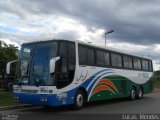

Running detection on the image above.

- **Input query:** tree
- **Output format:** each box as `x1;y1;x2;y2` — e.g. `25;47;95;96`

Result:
154;70;160;81
0;40;18;79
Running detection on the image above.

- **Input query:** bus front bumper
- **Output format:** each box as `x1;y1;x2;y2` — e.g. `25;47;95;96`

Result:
13;92;73;106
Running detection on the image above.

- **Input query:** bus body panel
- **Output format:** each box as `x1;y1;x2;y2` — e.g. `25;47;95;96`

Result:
13;39;154;107
13;66;153;106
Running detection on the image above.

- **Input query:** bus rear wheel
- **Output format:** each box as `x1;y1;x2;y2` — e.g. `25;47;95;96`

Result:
137;87;143;99
130;87;136;100
74;90;86;109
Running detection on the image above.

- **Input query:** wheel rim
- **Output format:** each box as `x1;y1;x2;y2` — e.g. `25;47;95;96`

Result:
131;89;136;99
139;89;143;98
76;93;83;107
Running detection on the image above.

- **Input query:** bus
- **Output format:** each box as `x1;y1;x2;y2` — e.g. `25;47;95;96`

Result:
8;39;154;109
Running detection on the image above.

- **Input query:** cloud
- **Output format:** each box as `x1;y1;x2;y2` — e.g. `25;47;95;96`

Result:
1;38;20;48
13;0;160;45
0;0;31;20
0;0;160;70
1;0;160;45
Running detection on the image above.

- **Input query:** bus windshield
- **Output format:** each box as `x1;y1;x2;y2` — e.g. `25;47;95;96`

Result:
15;42;58;86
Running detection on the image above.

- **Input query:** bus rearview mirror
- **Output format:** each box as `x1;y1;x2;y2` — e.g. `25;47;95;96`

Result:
49;56;60;74
6;60;18;74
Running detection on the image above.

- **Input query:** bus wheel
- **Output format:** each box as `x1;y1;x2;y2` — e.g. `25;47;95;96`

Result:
130;87;136;100
8;82;13;91
74;90;85;109
137;87;143;99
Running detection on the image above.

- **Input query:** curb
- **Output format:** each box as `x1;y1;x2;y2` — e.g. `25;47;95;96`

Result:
0;104;34;111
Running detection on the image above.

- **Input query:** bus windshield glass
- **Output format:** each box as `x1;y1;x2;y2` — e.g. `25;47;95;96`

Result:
15;42;58;86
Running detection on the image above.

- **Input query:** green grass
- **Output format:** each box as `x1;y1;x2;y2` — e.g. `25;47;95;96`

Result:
154;80;160;89
0;91;18;107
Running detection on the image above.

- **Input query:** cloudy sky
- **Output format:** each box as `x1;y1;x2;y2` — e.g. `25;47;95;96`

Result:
0;0;160;70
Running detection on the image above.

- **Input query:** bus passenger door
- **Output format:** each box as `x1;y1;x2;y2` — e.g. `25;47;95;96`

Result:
55;42;75;89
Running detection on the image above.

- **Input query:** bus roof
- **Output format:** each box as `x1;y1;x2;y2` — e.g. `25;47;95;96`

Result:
22;39;152;61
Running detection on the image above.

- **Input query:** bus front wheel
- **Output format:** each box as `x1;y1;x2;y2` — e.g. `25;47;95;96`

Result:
73;90;86;109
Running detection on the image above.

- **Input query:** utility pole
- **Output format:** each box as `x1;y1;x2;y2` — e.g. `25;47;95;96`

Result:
105;30;114;46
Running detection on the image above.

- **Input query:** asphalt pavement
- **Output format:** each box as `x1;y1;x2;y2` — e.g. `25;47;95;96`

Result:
0;92;160;120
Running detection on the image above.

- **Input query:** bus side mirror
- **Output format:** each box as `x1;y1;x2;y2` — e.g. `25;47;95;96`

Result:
6;60;18;74
49;56;60;74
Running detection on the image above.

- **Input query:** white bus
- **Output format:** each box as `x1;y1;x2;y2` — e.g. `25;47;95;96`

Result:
9;39;153;109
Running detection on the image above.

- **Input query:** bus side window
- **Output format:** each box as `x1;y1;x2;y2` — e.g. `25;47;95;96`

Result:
79;45;87;65
59;42;67;57
96;50;104;66
61;58;68;79
133;58;141;70
68;43;76;84
56;42;69;89
111;53;122;67
148;61;153;71
142;59;149;71
104;52;110;66
56;42;76;89
123;55;133;69
88;48;95;65
68;43;75;62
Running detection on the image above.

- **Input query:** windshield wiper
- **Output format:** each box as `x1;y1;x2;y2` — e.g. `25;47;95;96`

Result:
19;48;35;86
18;63;30;86
31;62;41;87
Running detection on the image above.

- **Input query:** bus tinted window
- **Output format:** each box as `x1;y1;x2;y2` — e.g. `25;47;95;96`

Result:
68;43;75;63
104;52;110;66
68;43;75;59
79;46;87;64
78;44;153;72
133;58;141;70
96;50;104;66
123;56;133;68
88;48;95;65
59;42;67;57
68;43;76;84
111;53;122;67
142;60;149;70
148;61;153;71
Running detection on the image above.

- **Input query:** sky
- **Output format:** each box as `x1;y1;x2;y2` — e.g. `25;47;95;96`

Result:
0;0;160;70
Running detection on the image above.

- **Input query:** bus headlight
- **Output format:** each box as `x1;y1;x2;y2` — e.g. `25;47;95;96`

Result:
56;93;67;99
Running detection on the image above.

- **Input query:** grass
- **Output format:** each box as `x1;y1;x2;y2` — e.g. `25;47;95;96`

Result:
0;91;18;107
154;80;160;89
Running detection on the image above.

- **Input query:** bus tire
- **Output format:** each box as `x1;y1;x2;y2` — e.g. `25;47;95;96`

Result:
73;90;86;109
130;87;136;100
8;82;13;91
137;87;143;99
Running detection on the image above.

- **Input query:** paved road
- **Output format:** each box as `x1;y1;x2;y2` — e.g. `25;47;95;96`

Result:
0;93;160;120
